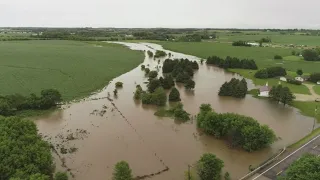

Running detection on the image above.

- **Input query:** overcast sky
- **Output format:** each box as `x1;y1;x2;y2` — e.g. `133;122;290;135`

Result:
0;0;319;29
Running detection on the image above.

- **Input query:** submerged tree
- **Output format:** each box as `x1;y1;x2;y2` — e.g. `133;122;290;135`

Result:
185;79;195;90
197;153;224;180
169;87;181;102
112;161;133;180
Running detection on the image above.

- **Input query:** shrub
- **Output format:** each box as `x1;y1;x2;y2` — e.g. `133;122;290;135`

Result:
254;69;268;79
154;50;167;58
144;68;150;75
296;69;303;76
309;73;320;83
287;79;302;85
274;55;283;59
147;79;161;93
161;75;175;89
54;172;68;180
134;85;143;100
142;87;166;106
147;50;153;57
115;82;123;88
169;87;181;102
302;49;319;61
185;79;195;90
141;65;145;70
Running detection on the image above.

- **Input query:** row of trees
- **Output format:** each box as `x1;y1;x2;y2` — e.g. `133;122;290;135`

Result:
219;78;248;98
197;104;276;152
254;67;287;79
0;117;68;180
206;56;258;70
0;89;62;116
269;85;295;106
232;41;252;47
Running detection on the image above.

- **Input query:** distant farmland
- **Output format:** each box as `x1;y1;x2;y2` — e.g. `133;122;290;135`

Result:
0;40;143;100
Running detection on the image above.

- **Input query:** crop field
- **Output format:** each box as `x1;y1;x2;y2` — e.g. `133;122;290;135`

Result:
0;40;144;100
158;42;320;73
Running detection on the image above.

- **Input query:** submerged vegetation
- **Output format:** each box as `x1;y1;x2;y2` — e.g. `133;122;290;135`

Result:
197;104;276;152
155;103;190;121
207;56;257;70
219;78;248;98
154;50;167;58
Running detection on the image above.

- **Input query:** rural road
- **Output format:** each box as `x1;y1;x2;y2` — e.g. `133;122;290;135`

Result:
249;134;320;180
294;84;320;101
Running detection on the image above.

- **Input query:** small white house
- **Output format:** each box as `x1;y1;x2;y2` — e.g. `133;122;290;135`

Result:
317;81;320;85
280;77;287;82
259;83;271;97
295;76;304;82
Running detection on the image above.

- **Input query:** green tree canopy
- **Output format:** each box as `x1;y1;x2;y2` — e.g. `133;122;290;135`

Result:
279;154;320;180
0;117;54;180
169;87;181;102
54;172;68;180
197;153;224;180
112;161;133;180
296;69;303;76
148;71;158;79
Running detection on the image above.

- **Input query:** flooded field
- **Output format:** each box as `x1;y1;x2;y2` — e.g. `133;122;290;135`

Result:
35;42;315;180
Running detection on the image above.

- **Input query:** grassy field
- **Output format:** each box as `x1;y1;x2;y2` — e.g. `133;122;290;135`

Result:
0;40;144;101
229;69;310;94
292;101;320;122
158;42;320;73
313;85;320;95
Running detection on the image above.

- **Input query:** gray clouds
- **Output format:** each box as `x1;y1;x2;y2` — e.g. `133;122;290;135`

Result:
0;0;319;28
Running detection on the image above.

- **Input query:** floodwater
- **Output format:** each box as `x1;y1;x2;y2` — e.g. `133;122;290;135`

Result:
35;42;315;180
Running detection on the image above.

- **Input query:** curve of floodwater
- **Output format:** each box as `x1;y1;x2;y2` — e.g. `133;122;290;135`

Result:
35;42;315;180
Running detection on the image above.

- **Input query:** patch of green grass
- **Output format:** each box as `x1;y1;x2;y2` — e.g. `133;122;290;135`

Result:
288;127;320;149
229;69;311;95
313;85;320;96
292;101;320;122
0;40;144;101
15;108;57;118
247;89;259;96
154;107;174;117
158;42;320;73
283;56;304;61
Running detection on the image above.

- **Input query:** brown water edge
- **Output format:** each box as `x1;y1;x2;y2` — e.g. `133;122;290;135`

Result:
34;42;315;180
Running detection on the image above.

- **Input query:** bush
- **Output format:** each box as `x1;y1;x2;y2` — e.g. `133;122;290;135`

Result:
197;153;224;180
115;82;123;88
197;104;276;151
274;55;283;59
134;85;143;100
169;87;181;102
141;65;145;70
309;73;320;83
161;75;175;89
296;69;303;76
287;79;302;85
144;68;150;75
148;71;158;79
147;50;153;57
147;79;161;93
154;50;167;58
112;161;133;180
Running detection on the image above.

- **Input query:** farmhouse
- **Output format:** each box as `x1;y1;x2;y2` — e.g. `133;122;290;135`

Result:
280;76;287;82
259;83;271;97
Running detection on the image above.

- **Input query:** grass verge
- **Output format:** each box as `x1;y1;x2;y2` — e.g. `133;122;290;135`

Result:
292;101;320;122
288;127;320;149
313;85;320;96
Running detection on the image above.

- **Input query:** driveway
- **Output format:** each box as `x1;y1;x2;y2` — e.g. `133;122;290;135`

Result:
294;84;320;101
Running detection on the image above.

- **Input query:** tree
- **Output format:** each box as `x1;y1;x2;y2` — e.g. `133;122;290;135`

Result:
112;161;133;180
218;78;247;98
0;117;54;180
224;172;231;180
254;69;268;79
54;172;68;180
280;87;295;106
0;98;12;116
148;71;158;79
134;85;143;100
115;82;123;88
144;68;150;75
279;154;320;180
197;153;224;180
169;87;181;102
147;50;153;57
302;49;319;61
291;50;296;56
185;79;195;90
309;73;320;83
296;69;303;76
161;75;175;89
39;89;62;109
274;55;283;60
148;79;161;93
141;65;145;70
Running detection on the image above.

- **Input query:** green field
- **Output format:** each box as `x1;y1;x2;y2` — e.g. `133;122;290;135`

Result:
314;85;320;95
158;42;320;73
229;69;310;94
0;40;144;100
292;101;320;122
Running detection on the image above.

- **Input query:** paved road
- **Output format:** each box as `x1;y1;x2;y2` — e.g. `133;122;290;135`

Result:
250;134;320;180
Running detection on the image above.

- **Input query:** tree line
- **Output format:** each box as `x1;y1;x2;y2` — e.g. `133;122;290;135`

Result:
0;116;68;180
0;89;62;116
232;41;252;47
254;66;286;79
219;78;248;98
206;56;258;70
197;104;276;152
269;85;295;106
302;49;320;61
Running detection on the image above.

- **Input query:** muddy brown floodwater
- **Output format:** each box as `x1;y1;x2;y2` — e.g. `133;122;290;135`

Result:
35;42;316;180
